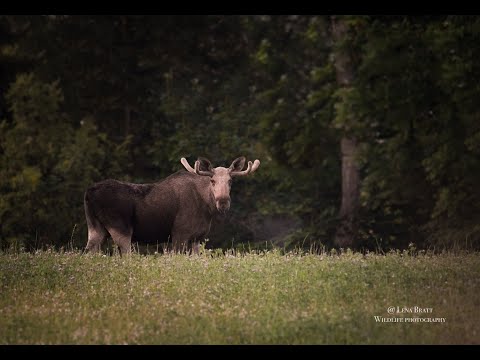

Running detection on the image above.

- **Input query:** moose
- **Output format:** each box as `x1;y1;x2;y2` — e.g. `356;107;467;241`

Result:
84;156;260;255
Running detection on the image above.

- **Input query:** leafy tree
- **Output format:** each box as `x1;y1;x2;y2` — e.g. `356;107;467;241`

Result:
1;15;479;251
356;16;480;249
240;16;341;247
0;74;129;250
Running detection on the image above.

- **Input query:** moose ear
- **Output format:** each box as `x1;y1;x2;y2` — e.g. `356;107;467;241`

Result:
229;157;246;172
197;157;213;172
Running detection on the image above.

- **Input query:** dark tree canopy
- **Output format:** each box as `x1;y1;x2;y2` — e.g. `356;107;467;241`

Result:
1;15;479;251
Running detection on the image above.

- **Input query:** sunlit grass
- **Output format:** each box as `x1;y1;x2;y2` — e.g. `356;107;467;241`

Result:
0;248;479;344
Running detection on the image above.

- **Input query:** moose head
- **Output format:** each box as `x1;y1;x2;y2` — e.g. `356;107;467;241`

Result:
181;156;261;214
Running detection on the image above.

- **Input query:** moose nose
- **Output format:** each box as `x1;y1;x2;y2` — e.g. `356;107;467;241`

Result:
216;198;230;213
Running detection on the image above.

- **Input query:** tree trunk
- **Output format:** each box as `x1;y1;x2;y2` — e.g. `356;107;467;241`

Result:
331;16;360;248
335;137;360;247
124;105;131;137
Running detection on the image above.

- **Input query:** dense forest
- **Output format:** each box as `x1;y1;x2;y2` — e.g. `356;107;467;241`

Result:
1;15;479;252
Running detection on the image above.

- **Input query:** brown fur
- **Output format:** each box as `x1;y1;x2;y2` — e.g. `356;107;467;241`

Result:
84;157;259;255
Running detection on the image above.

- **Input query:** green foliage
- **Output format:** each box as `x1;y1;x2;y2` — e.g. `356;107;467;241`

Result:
0;74;129;250
355;16;480;249
0;74;70;249
240;16;341;245
0;15;479;250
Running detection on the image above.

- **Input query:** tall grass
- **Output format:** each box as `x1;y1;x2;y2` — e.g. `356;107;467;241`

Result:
0;248;479;344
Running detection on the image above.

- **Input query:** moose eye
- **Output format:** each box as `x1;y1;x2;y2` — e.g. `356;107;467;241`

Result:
210;179;216;186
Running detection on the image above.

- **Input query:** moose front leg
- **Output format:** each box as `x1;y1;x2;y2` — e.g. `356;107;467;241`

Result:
172;215;210;254
171;229;190;254
171;233;203;255
191;241;200;255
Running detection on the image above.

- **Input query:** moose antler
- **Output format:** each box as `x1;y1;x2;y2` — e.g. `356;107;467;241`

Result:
180;157;214;177
194;159;214;176
231;159;261;177
181;157;195;173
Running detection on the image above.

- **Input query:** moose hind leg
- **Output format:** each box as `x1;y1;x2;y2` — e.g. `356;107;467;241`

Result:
85;226;108;254
108;227;133;256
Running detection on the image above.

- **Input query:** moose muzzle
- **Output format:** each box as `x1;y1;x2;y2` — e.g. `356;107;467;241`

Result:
216;197;231;213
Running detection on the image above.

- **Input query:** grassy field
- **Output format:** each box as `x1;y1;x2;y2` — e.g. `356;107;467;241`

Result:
0;248;479;344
